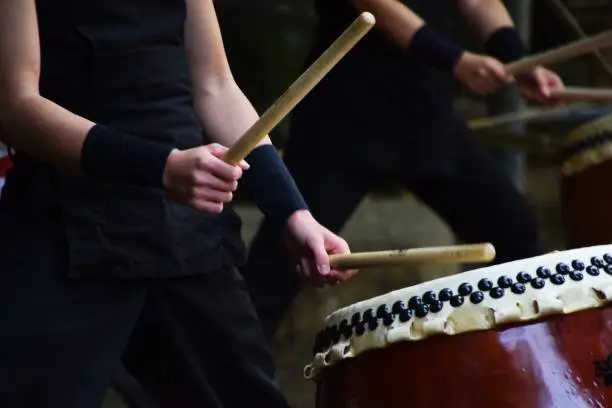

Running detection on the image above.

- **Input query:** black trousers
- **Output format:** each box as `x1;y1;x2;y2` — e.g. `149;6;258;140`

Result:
0;216;290;408
241;124;542;340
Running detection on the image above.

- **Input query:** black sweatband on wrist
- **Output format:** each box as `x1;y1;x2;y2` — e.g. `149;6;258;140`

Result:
242;144;308;222
484;26;528;63
81;124;173;188
407;24;464;74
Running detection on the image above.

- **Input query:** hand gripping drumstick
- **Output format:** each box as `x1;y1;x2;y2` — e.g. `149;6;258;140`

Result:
328;243;496;269
223;12;376;164
505;29;612;75
549;87;612;102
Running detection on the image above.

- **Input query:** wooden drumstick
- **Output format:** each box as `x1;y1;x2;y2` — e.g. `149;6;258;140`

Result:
546;0;612;81
223;12;376;164
550;87;612;102
329;243;496;269
505;29;612;75
467;103;589;130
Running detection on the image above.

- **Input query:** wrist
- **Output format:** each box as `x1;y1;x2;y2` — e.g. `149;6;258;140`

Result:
242;144;309;222
452;51;469;75
286;209;312;227
162;148;181;189
484;26;528;63
81;124;173;188
408;24;464;74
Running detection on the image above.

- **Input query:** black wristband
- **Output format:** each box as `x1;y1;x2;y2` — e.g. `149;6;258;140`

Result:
81;124;173;188
407;25;464;74
484;26;528;63
242;145;308;222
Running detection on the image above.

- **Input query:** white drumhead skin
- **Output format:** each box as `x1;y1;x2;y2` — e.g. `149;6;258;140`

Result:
304;245;612;380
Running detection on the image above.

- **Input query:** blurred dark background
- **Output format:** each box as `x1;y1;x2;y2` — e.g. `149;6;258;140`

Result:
216;0;612;147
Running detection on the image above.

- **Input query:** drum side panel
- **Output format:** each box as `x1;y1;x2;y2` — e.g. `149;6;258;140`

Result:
562;160;612;249
316;307;612;408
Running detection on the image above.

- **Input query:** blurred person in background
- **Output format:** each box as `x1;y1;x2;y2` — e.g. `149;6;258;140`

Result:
241;0;566;340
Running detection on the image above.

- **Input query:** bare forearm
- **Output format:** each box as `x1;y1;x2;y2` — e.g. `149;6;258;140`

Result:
0;95;94;168
350;0;424;49
458;0;515;42
192;80;271;149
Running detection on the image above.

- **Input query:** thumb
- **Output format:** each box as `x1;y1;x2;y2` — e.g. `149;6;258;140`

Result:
207;143;230;158
490;61;511;83
534;70;550;97
208;144;250;169
309;237;330;276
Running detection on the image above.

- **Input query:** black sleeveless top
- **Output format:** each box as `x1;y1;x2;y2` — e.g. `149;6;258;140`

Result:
285;0;465;174
0;0;247;278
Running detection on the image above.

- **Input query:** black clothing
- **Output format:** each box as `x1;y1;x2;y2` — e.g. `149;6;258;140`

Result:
1;0;246;280
0;0;288;406
291;0;459;173
0;216;287;408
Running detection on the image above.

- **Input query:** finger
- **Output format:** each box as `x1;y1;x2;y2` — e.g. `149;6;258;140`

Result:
194;173;238;192
486;60;512;85
473;71;505;94
520;88;547;104
207;143;230;158
208;144;250;170
191;199;224;213
193;187;234;204
308;237;331;277
324;232;350;254
533;71;551;98
296;264;312;283
299;259;327;287
199;154;243;182
326;270;352;282
548;79;566;96
328;268;359;282
238;159;250;171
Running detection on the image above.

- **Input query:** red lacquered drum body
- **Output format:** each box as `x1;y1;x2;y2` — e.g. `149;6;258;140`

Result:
316;306;612;408
560;114;612;248
562;160;612;248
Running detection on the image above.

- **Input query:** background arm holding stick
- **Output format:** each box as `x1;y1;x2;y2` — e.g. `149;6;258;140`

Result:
504;30;612;76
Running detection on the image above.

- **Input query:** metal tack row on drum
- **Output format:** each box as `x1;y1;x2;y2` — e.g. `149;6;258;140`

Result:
307;245;612;408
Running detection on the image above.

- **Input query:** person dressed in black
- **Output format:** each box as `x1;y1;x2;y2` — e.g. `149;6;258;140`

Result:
239;0;567;340
0;0;358;407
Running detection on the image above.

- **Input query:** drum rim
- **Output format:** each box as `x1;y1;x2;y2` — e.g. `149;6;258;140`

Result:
563;112;612;146
560;113;612;176
304;245;612;380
